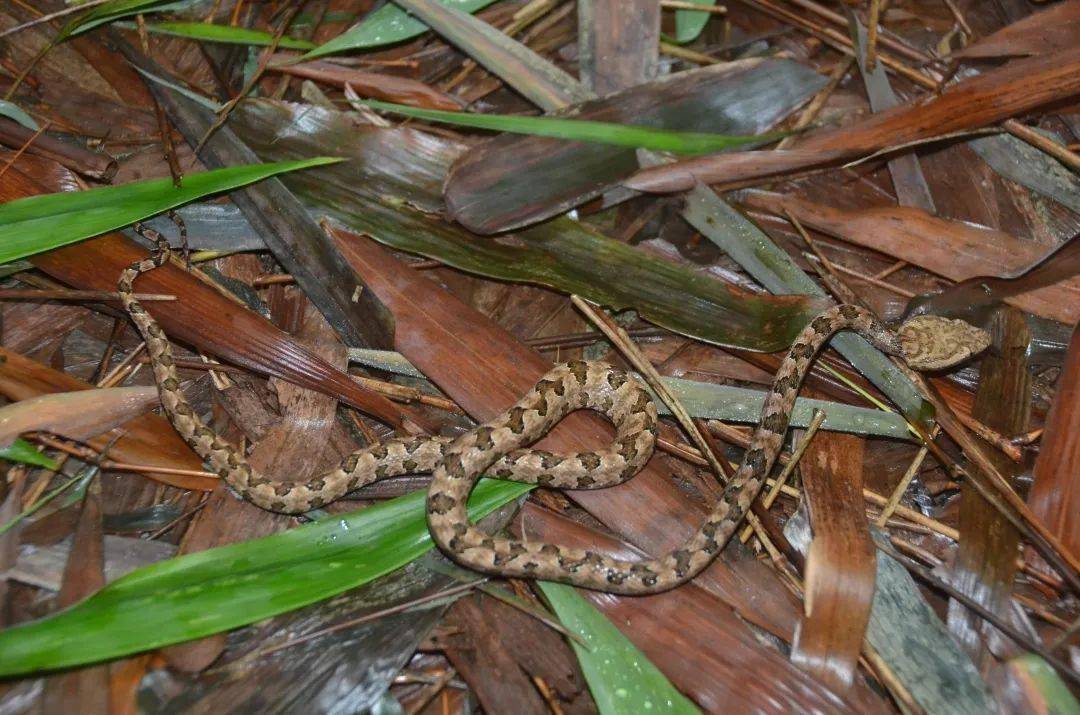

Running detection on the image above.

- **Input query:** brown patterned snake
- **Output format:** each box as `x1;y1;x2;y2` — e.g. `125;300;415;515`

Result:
119;234;989;594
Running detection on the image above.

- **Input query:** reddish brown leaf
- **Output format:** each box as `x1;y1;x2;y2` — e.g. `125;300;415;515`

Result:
268;58;465;111
625;47;1080;192
947;309;1029;665
0;347;215;491
950;1;1080;59
1028;322;1080;557
791;432;876;693
40;479;108;715
0;386;158;447
741;191;1080;324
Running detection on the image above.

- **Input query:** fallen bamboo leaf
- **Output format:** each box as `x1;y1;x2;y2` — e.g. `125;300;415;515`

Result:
1028;323;1080;556
0;480;530;675
444;59;824;233
0;157;340;263
231;100;831;353
357;98;786;154
125;22;316;49
742;191;1080;325
949;1;1080;59
0;387;159;448
58;0;178;40
539;581;700;715
0;346;212;491
791;432;876;692
389;0;593;109
624;46;1080;192
347;347;915;440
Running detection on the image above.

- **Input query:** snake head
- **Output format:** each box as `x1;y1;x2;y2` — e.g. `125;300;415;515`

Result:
897;315;991;371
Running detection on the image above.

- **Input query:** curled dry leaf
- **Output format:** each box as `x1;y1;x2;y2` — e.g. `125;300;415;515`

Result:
0;347;214;491
0;386;159;449
625;46;1080;192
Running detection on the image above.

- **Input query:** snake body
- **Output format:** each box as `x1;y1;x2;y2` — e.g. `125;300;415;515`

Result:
119;238;988;594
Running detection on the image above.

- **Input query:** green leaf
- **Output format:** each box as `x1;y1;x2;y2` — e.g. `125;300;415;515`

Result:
673;0;718;44
301;0;499;60
0;479;531;675
0;157;341;264
539;582;700;715
58;0;191;40
357;98;785;155
0;100;38;130
0;438;59;470
129;22;316;49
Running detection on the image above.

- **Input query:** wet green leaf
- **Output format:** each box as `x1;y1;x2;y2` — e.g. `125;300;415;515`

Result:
0;479;531;675
539;582;700;715
673;0;718;44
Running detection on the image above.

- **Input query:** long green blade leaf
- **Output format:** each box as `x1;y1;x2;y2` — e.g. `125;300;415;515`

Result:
58;0;189;40
0;437;59;470
539;582;700;715
0;157;340;264
301;0;499;60
358;99;784;155
0;479;531;675
129;21;316;49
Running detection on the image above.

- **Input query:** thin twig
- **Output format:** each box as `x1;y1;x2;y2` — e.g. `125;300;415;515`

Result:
0;119;50;180
874;441;931;527
739;409;827;542
0;289;176;302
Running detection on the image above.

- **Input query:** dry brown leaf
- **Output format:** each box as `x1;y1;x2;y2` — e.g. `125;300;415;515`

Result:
792;432;876;693
0;347;214;491
950;0;1080;59
0;386;159;448
742;191;1080;324
1028;323;1080;557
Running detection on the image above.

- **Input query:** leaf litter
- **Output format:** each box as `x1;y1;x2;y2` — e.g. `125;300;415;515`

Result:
0;1;1077;713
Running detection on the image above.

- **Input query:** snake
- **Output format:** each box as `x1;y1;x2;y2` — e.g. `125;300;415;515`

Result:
119;233;990;595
